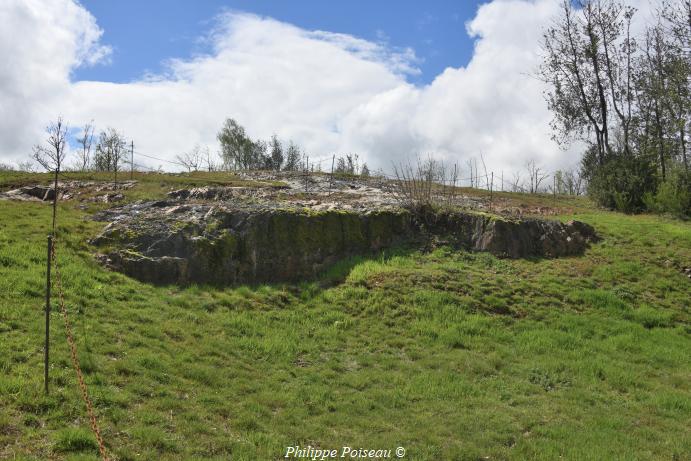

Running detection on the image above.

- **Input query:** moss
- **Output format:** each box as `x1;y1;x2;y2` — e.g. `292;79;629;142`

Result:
195;230;238;267
171;220;192;232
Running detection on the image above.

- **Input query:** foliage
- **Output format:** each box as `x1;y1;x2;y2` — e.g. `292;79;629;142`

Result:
92;128;127;174
541;0;690;216
582;148;658;213
217;118;257;170
269;135;284;171
335;154;360;175
643;165;691;217
283;141;302;171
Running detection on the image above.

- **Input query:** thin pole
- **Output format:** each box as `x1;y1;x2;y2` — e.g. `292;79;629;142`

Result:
329;154;335;195
44;235;53;394
51;168;58;232
130;141;134;180
490;172;494;211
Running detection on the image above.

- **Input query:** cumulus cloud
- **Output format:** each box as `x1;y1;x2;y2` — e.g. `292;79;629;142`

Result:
0;0;659;177
0;0;110;162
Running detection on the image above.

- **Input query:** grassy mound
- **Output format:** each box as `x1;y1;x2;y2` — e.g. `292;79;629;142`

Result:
0;172;689;460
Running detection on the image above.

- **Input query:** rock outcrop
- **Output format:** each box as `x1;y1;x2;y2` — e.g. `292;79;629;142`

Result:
92;201;598;285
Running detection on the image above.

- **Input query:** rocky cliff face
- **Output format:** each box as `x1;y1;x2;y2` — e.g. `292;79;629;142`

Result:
92;201;598;286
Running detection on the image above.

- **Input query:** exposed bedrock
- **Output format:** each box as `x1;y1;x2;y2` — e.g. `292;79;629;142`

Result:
91;203;597;285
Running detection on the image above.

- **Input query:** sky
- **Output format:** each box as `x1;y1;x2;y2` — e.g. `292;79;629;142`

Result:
0;0;659;177
75;0;480;86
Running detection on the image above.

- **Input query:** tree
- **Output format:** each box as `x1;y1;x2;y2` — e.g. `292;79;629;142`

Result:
269;135;284;171
217;118;256;170
525;159;550;194
283;141;301;171
253;139;269;170
31;117;68;229
203;147;218;172
93;128;127;189
176;145;203;172
75;121;94;171
335;154;360;175
361;163;370;178
540;0;636;164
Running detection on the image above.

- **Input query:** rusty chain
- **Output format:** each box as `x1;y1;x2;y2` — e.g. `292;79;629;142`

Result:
50;240;110;461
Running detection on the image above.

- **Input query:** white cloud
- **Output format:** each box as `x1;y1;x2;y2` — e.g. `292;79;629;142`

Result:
0;0;659;178
0;0;110;162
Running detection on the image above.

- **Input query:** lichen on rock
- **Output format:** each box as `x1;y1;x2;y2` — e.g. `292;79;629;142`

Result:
91;199;597;286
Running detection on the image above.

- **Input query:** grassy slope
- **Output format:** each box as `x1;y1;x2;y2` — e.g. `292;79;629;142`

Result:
0;173;689;460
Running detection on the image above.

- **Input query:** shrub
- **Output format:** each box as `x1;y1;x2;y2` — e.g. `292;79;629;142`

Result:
643;166;691;217
582;150;658;213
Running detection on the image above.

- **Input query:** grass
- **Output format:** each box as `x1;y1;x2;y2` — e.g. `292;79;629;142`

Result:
0;173;689;460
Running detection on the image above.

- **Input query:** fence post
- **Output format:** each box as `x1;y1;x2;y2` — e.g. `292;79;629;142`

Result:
490;172;494;211
44;235;53;394
130;141;134;180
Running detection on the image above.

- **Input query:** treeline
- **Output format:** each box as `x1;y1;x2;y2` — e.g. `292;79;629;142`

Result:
215;118;370;175
540;0;690;216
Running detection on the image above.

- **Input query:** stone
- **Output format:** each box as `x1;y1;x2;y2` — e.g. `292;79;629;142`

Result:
91;203;598;286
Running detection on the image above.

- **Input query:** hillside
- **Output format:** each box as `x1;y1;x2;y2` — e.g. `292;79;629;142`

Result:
1;171;689;460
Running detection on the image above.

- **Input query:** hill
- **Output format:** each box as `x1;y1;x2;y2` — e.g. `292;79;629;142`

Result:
0;171;689;460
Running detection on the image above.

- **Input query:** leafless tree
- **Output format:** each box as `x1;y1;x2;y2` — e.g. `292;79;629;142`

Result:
75;121;94;171
176;145;204;172
32;117;68;230
203;147;219;171
525;159;550;193
17;161;35;172
511;171;524;192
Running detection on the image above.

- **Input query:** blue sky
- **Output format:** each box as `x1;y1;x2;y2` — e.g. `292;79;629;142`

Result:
76;0;485;85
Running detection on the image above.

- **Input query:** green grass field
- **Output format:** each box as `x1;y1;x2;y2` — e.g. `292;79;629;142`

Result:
1;173;689;460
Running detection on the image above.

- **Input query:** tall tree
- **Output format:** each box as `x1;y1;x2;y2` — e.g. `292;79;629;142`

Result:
217;118;256;170
269;135;284;171
283;141;301;171
540;0;635;164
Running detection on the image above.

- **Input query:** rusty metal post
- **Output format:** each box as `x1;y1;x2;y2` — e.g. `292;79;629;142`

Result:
44;235;53;394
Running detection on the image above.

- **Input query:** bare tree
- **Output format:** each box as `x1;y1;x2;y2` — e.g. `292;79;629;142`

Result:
17;161;35;172
75;121;94;171
32;117;68;230
176;145;203;172
203;147;218;172
525;160;550;193
511;171;524;192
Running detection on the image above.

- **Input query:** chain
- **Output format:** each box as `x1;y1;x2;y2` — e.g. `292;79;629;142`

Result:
50;240;110;461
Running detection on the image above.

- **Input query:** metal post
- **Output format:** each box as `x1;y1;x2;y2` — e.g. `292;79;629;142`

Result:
44;235;53;394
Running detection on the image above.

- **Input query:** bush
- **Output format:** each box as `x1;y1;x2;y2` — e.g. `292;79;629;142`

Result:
643;166;691;217
582;150;658;213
